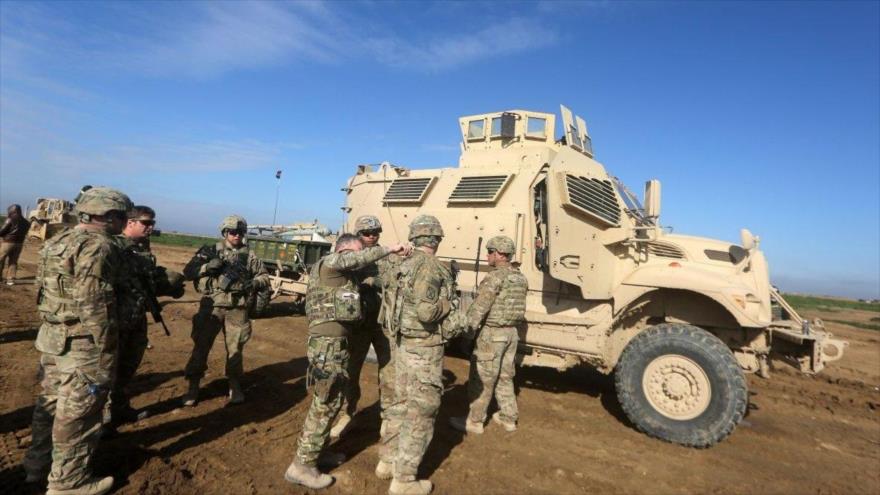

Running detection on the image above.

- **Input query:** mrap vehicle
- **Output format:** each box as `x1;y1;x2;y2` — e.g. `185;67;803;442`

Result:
342;105;847;447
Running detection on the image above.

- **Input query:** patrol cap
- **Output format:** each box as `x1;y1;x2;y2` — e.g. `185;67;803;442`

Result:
74;187;133;216
486;235;515;255
408;214;443;240
354;215;382;234
219;215;247;234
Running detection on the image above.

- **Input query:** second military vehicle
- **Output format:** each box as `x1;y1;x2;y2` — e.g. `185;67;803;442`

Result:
343;105;847;448
247;235;331;315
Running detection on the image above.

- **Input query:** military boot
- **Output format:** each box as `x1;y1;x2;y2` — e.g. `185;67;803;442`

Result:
228;378;244;405
388;478;433;495
448;416;483;434
492;411;517;432
329;412;352;438
375;460;393;480
284;461;334;490
182;379;200;407
46;476;114;495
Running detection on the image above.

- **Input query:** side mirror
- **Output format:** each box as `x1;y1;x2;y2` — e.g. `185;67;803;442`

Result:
644;179;661;220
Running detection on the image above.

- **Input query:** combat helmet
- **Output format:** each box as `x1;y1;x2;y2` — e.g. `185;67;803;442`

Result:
486;235;515;255
354;215;382;234
74;187;133;216
408;214;443;240
219;215;248;234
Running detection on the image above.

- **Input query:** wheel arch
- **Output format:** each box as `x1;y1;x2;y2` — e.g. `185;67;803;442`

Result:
602;288;742;372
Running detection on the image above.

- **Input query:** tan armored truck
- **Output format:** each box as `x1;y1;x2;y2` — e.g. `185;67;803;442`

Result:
27;197;77;241
343;105;847;447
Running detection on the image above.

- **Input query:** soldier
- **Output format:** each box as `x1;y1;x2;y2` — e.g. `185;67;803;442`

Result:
181;215;269;406
285;233;410;490
107;206;184;431
0;204;31;285
449;235;528;434
22;187;132;495
330;215;400;440
382;215;458;495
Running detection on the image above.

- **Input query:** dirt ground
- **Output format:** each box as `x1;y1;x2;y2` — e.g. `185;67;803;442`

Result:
1;241;878;495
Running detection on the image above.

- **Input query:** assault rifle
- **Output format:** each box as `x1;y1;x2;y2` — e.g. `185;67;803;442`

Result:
144;283;171;336
218;253;252;292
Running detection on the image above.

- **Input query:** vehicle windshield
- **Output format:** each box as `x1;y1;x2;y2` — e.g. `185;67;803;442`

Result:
612;176;654;226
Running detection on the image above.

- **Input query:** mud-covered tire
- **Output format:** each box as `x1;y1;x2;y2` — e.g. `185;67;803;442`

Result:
614;323;747;448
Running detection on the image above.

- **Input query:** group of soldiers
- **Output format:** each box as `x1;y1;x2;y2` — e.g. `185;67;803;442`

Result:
285;213;529;495
19;186;528;495
21;187;187;495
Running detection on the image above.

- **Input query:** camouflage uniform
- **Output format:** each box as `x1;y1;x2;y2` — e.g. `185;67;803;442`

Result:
183;223;268;384
294;245;394;466
23;187;131;493
383;216;457;484
465;236;528;426
340;216;401;435
109;235;183;422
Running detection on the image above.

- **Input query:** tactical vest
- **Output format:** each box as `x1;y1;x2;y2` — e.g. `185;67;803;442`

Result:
485;266;528;327
36;229;81;324
202;241;253;306
397;252;452;337
305;258;362;327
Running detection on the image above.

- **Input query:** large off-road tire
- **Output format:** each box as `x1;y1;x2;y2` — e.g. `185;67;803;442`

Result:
614;323;747;448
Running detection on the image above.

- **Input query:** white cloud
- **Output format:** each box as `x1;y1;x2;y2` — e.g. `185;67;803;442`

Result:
1;2;562;79
125;1;345;79
364;17;558;72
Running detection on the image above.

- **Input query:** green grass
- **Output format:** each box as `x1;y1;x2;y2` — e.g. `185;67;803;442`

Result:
783;293;880;313
151;232;217;248
825;319;880;331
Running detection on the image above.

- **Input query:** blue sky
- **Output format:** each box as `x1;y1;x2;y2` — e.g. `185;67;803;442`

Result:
1;1;878;298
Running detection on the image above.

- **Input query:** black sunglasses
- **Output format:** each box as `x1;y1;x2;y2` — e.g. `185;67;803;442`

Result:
359;230;381;237
226;230;245;237
138;219;156;227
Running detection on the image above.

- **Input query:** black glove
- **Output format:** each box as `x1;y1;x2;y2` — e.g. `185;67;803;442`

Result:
204;258;224;276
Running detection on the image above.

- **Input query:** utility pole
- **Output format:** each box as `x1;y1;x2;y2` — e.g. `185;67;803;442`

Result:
272;169;282;227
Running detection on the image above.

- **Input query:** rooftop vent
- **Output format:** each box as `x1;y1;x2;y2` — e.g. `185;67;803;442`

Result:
562;174;621;227
448;175;513;204
382;177;435;204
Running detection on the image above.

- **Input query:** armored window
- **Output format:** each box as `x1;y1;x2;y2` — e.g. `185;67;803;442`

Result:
560;174;622;227
448;175;513;204
382;177;435;204
569;123;583;149
467;119;485;140
526;117;546;139
490;117;502;137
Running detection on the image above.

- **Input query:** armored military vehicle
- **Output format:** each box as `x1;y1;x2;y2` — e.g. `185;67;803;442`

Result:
343;105;847;447
27;197;77;241
247;235;331;314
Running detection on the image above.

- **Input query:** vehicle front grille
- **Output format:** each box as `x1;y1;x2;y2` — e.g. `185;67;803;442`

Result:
647;242;686;259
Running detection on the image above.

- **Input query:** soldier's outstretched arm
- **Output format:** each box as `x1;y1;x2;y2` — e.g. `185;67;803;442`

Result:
465;272;502;330
323;245;395;272
72;238;117;358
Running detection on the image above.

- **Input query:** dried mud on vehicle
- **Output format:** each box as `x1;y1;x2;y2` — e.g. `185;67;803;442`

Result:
1;242;878;494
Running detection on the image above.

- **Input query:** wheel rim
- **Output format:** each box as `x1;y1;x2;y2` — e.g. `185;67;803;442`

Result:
642;354;711;420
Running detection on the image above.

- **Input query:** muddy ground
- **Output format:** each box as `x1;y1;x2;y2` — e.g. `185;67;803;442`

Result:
1;241;878;494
